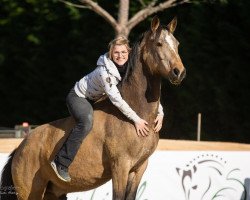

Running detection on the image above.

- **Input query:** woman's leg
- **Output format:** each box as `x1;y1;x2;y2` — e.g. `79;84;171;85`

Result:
52;89;93;181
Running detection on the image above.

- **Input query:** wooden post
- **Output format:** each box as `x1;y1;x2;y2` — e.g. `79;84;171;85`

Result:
197;113;201;141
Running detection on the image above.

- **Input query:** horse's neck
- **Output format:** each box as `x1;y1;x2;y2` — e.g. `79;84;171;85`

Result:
121;61;161;122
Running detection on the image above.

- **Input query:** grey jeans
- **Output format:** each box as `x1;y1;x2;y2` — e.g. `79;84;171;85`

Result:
55;88;93;168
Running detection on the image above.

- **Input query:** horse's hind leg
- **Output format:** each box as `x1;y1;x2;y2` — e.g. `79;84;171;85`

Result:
59;194;67;200
17;179;47;200
13;168;48;200
125;160;148;200
43;192;67;200
43;182;67;200
15;181;47;200
27;180;48;200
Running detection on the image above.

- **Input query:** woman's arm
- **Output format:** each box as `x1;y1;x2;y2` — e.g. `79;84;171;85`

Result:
158;103;164;116
99;71;149;136
154;102;164;133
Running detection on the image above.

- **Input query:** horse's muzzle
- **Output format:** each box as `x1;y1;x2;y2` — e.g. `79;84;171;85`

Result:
169;68;186;85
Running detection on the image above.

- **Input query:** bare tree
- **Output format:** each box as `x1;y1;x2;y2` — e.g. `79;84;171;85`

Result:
59;0;190;37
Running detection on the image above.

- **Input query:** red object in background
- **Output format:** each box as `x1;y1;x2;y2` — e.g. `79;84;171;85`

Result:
22;122;29;127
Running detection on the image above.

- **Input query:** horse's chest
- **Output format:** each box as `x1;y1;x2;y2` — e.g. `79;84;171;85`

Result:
129;135;159;164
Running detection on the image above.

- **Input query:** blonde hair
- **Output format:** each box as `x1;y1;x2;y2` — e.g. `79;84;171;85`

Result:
108;36;131;59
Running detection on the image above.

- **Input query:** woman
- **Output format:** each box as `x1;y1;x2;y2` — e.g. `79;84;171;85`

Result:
51;36;164;182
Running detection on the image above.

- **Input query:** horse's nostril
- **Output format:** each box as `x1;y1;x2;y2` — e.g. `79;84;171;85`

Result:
173;68;180;77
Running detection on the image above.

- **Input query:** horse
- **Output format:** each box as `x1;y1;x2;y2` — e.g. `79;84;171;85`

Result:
0;16;186;200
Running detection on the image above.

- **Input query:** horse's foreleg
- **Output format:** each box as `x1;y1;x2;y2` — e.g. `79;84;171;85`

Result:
111;160;131;200
125;160;148;200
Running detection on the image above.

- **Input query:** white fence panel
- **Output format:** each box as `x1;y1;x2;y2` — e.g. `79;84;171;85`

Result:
1;151;250;200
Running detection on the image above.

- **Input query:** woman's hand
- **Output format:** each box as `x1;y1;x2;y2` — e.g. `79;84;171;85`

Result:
154;115;164;133
134;119;149;137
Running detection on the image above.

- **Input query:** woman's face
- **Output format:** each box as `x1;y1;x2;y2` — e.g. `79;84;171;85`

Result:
111;44;129;66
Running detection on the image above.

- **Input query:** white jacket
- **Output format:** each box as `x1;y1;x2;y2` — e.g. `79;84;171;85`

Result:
74;53;164;123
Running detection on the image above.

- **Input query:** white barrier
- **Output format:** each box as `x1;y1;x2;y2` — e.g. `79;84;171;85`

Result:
1;151;250;200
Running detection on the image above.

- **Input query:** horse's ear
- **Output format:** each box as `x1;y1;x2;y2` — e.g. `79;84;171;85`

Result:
167;16;177;34
151;16;160;33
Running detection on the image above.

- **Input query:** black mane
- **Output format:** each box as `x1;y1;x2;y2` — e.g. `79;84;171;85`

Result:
121;33;145;84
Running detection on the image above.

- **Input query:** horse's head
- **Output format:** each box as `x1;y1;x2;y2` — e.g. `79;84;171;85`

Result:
141;16;186;85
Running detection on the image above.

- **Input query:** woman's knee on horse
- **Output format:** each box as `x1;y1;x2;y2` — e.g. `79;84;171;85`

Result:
75;112;93;136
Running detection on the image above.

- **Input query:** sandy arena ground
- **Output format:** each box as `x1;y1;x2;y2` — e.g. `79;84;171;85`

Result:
0;138;250;153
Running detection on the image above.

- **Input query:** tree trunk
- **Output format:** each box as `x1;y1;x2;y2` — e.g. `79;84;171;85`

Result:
59;0;190;37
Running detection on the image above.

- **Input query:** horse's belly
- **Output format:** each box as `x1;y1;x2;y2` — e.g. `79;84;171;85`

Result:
68;176;111;192
67;135;112;191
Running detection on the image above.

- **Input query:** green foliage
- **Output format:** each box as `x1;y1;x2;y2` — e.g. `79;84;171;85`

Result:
0;0;113;125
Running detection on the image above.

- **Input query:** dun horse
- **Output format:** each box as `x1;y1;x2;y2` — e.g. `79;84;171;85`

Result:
0;16;186;200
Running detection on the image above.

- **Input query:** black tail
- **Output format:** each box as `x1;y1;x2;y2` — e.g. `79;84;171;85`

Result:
0;149;18;200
